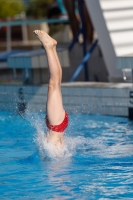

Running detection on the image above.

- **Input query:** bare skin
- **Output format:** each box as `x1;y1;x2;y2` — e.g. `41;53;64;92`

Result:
33;30;65;148
63;0;93;43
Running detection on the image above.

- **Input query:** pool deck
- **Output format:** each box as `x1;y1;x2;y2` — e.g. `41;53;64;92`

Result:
0;82;133;118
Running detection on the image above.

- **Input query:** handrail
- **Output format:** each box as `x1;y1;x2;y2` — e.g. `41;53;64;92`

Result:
0;18;69;51
0;18;69;28
70;39;98;82
68;28;82;51
68;0;99;82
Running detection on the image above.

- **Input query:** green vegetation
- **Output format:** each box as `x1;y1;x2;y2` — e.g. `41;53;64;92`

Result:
0;0;25;19
26;0;53;18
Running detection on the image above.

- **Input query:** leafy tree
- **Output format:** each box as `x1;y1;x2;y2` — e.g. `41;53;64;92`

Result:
26;0;53;18
0;0;25;19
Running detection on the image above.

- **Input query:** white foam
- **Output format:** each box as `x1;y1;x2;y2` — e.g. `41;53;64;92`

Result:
25;111;133;160
26;112;78;159
29;113;102;159
34;130;86;160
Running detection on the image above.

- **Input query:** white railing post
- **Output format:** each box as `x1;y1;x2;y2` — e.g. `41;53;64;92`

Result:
6;17;11;51
21;11;28;43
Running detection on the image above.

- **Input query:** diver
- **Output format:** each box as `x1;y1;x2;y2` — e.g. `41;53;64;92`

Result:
33;30;68;148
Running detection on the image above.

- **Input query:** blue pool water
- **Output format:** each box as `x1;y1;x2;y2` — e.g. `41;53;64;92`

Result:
0;111;133;199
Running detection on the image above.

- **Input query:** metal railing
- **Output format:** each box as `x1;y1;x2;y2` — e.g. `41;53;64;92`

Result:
69;0;98;82
0;18;69;51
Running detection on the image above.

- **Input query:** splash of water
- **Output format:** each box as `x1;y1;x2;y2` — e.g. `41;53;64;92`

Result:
25;111;84;160
25;111;133;160
34;128;87;160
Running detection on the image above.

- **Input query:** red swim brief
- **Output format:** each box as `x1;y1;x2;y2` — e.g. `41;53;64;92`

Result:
45;111;68;132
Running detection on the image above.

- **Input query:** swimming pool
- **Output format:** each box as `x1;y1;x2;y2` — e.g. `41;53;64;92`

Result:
0;111;133;199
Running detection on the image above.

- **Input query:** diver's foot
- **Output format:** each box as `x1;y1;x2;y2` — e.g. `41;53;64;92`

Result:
33;30;57;48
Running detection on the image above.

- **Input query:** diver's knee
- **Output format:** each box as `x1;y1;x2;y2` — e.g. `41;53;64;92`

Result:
48;78;60;90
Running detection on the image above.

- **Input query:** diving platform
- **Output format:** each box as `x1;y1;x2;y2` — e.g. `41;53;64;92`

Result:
7;48;70;84
85;0;133;81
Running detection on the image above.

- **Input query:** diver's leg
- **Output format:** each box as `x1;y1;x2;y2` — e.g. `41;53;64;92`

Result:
63;0;80;38
53;45;62;84
78;0;94;43
33;30;65;126
83;2;94;43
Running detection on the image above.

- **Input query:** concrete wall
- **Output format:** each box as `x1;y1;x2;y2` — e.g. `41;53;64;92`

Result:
85;0;123;81
0;82;133;117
